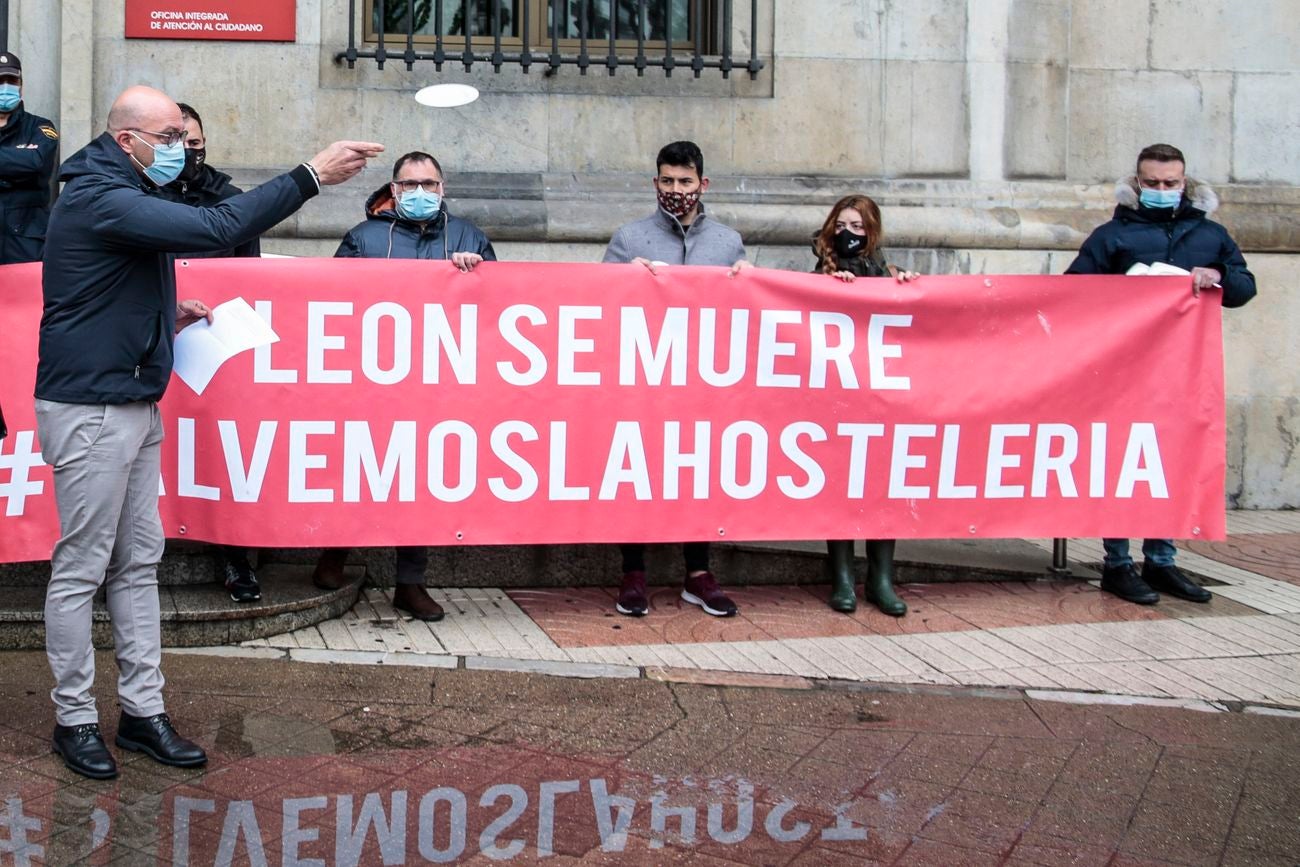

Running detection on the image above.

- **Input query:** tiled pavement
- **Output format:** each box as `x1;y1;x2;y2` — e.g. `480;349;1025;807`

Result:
221;512;1300;710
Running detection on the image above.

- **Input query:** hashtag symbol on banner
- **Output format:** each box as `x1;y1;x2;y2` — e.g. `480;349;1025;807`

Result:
0;797;45;867
0;431;46;517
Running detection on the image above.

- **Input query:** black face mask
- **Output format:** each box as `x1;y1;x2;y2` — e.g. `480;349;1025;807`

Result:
179;147;205;183
833;228;867;259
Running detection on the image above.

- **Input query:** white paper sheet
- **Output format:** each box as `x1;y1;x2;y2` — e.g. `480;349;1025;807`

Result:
1126;261;1191;276
172;297;279;395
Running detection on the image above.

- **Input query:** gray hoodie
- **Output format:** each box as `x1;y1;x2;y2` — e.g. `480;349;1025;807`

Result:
602;204;745;267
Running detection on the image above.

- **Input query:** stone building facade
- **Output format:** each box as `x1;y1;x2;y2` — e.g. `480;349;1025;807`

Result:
9;0;1299;506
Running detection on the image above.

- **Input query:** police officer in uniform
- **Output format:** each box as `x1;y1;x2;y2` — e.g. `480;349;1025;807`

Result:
0;53;58;264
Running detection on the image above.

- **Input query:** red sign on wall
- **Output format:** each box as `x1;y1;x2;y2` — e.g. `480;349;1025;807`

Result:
126;1;296;42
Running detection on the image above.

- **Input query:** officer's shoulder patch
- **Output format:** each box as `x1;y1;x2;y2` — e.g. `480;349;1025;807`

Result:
39;125;58;140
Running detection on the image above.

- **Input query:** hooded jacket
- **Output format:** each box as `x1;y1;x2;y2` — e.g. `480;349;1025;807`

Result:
1066;177;1256;308
160;163;261;259
36;132;318;405
335;183;495;260
0;102;59;264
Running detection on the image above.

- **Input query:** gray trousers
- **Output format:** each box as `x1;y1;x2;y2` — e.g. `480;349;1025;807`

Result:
35;399;166;726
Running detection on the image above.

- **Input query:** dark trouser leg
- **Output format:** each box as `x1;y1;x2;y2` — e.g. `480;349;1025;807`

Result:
395;546;429;585
826;540;857;613
864;539;906;616
312;548;350;590
683;542;710;575
620;543;646;574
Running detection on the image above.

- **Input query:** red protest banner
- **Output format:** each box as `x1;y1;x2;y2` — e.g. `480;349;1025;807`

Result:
125;0;296;41
0;259;1225;564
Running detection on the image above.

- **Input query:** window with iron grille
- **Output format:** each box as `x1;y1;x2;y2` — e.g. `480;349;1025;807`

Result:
339;0;763;79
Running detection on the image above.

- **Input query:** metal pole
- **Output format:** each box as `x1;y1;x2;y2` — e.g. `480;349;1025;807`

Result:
0;0;9;54
1050;538;1071;577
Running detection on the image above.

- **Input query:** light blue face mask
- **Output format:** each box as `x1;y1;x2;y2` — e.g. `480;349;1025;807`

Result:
0;83;20;113
1139;187;1183;209
395;186;441;222
130;131;186;186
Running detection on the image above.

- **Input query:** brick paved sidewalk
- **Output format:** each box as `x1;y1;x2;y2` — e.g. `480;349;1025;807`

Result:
3;655;1299;865
214;511;1300;710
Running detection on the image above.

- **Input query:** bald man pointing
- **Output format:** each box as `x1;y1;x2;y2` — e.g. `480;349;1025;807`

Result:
34;85;382;780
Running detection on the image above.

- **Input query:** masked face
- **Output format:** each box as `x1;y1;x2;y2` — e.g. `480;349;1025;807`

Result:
394;186;442;222
0;82;20;113
179;146;205;183
657;188;701;219
834;229;868;258
654;164;707;222
1136;159;1186;210
129;131;186;187
1139;187;1183;209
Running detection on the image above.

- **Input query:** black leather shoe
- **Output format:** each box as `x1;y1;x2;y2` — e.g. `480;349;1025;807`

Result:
52;723;118;780
1100;563;1159;605
1142;562;1212;603
116;712;207;768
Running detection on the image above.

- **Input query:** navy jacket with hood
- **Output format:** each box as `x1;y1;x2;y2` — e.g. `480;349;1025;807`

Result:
36;132;318;405
335;182;495;261
0;103;59;264
1066;177;1256;308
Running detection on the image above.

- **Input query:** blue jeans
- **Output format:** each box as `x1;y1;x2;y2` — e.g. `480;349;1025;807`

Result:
1103;538;1176;569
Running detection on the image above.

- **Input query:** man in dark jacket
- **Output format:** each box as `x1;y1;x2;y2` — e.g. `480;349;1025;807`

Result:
1066;142;1256;607
0;52;58;264
311;151;493;622
35;84;381;781
160;102;262;603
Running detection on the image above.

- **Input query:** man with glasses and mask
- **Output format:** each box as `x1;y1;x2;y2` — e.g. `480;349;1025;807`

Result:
35;84;383;780
310;150;494;622
1067;142;1256;607
0;52;59;264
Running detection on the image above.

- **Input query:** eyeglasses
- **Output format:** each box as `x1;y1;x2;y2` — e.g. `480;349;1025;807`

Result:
130;128;185;147
393;179;444;193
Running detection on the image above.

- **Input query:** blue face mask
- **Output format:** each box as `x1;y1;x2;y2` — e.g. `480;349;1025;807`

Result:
130;131;186;186
1139;187;1183;209
0;84;19;113
395;186;441;222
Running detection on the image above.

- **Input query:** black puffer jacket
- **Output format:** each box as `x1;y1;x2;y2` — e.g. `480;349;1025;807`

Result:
1066;177;1256;308
37;133;318;405
160;163;261;259
336;183;495;260
0;103;59;264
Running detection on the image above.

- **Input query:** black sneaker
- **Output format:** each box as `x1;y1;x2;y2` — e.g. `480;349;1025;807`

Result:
1142;562;1212;603
222;559;261;603
1100;562;1159;605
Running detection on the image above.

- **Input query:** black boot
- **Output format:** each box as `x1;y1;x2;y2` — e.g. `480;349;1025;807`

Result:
864;540;906;616
116;712;207;768
826;540;857;612
52;723;118;780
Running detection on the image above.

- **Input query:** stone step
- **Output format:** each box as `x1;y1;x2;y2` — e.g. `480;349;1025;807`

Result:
0;539;1062;589
0;564;363;650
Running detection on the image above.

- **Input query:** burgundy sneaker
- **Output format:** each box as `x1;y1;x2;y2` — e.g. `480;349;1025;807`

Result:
682;571;737;617
616;571;649;616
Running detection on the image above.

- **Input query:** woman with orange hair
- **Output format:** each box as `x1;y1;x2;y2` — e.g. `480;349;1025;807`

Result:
813;194;917;616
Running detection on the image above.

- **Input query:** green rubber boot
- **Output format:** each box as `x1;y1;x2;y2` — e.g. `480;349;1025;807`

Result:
826;540;857;613
864;539;907;616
